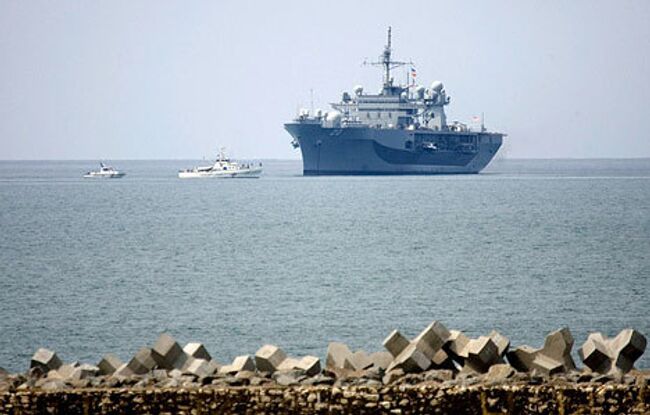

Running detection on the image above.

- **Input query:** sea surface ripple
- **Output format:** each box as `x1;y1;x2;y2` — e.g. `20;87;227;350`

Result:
0;158;648;371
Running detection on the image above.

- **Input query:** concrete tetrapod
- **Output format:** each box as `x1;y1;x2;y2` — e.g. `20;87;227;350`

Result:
579;329;647;375
383;321;455;374
183;343;211;361
444;330;510;374
255;345;288;373
97;354;123;376
152;333;188;370
120;347;158;376
506;328;576;376
219;355;255;375
30;348;62;372
255;344;322;376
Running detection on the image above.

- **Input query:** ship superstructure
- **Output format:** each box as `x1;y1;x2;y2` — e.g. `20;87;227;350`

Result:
285;27;504;175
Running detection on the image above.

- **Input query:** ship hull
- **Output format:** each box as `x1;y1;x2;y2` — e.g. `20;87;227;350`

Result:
285;123;503;175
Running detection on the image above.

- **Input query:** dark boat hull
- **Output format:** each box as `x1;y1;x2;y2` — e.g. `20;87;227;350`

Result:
285;123;503;175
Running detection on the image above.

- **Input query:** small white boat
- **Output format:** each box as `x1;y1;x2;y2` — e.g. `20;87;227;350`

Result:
179;149;262;179
83;163;126;178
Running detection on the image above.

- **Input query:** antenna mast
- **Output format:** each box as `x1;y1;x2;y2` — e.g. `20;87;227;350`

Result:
383;27;392;86
365;27;413;91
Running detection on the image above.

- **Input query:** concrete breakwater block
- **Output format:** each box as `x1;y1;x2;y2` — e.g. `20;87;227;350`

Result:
444;330;510;373
579;329;647;375
152;333;188;370
255;345;288;373
296;356;321;376
256;344;322;376
444;330;510;374
383;321;455;374
98;354;123;375
325;342;352;370
219;355;255;375
30;348;62;372
183;359;215;378
12;327;646;392
121;347;158;376
50;363;99;382
183;343;211;361
344;350;373;371
325;342;386;377
507;328;576;375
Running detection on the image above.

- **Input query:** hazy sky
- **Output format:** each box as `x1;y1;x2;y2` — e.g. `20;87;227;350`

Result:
1;1;649;160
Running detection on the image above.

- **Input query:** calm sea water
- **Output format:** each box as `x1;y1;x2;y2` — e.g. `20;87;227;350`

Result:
0;159;648;372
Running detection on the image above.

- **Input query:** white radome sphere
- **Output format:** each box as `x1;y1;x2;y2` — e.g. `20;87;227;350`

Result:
326;111;342;122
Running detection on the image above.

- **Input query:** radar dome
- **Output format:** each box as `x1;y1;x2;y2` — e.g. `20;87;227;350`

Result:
353;85;363;95
326;111;342;122
431;81;444;92
415;86;425;99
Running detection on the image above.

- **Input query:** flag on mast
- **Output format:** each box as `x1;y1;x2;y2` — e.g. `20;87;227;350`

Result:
410;67;417;78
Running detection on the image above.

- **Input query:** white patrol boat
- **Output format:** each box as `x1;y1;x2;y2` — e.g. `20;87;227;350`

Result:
178;149;262;179
83;163;126;178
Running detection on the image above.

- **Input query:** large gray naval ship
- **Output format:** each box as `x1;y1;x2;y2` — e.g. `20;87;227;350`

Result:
285;28;504;175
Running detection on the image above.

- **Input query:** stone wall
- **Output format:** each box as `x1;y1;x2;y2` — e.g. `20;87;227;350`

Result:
0;382;648;415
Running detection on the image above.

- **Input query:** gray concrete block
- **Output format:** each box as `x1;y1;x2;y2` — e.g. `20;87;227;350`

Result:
255;344;288;373
205;360;221;376
126;347;157;375
55;363;79;380
579;329;647;375
152;333;185;370
296;356;321;377
413;321;451;357
543;328;576;370
579;333;612;373
326;342;352;369
530;354;564;376
368;351;393;370
386;344;431;374
219;355;255;374
488;330;510;357
506;345;538;372
612;329;647;373
431;349;457;371
98;353;123;375
183;342;211;361
184;358;211;378
465;336;499;373
444;330;471;363
344;350;373;371
383;330;410;357
69;364;99;381
506;328;575;374
30;348;62;372
113;363;134;377
277;357;301;372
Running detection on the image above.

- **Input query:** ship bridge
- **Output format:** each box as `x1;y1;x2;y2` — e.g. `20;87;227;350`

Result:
302;27;454;131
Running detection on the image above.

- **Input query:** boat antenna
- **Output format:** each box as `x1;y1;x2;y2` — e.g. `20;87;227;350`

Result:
364;27;413;90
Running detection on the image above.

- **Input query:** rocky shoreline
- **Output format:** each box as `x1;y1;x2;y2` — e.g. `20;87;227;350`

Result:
1;322;647;414
0;379;648;414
